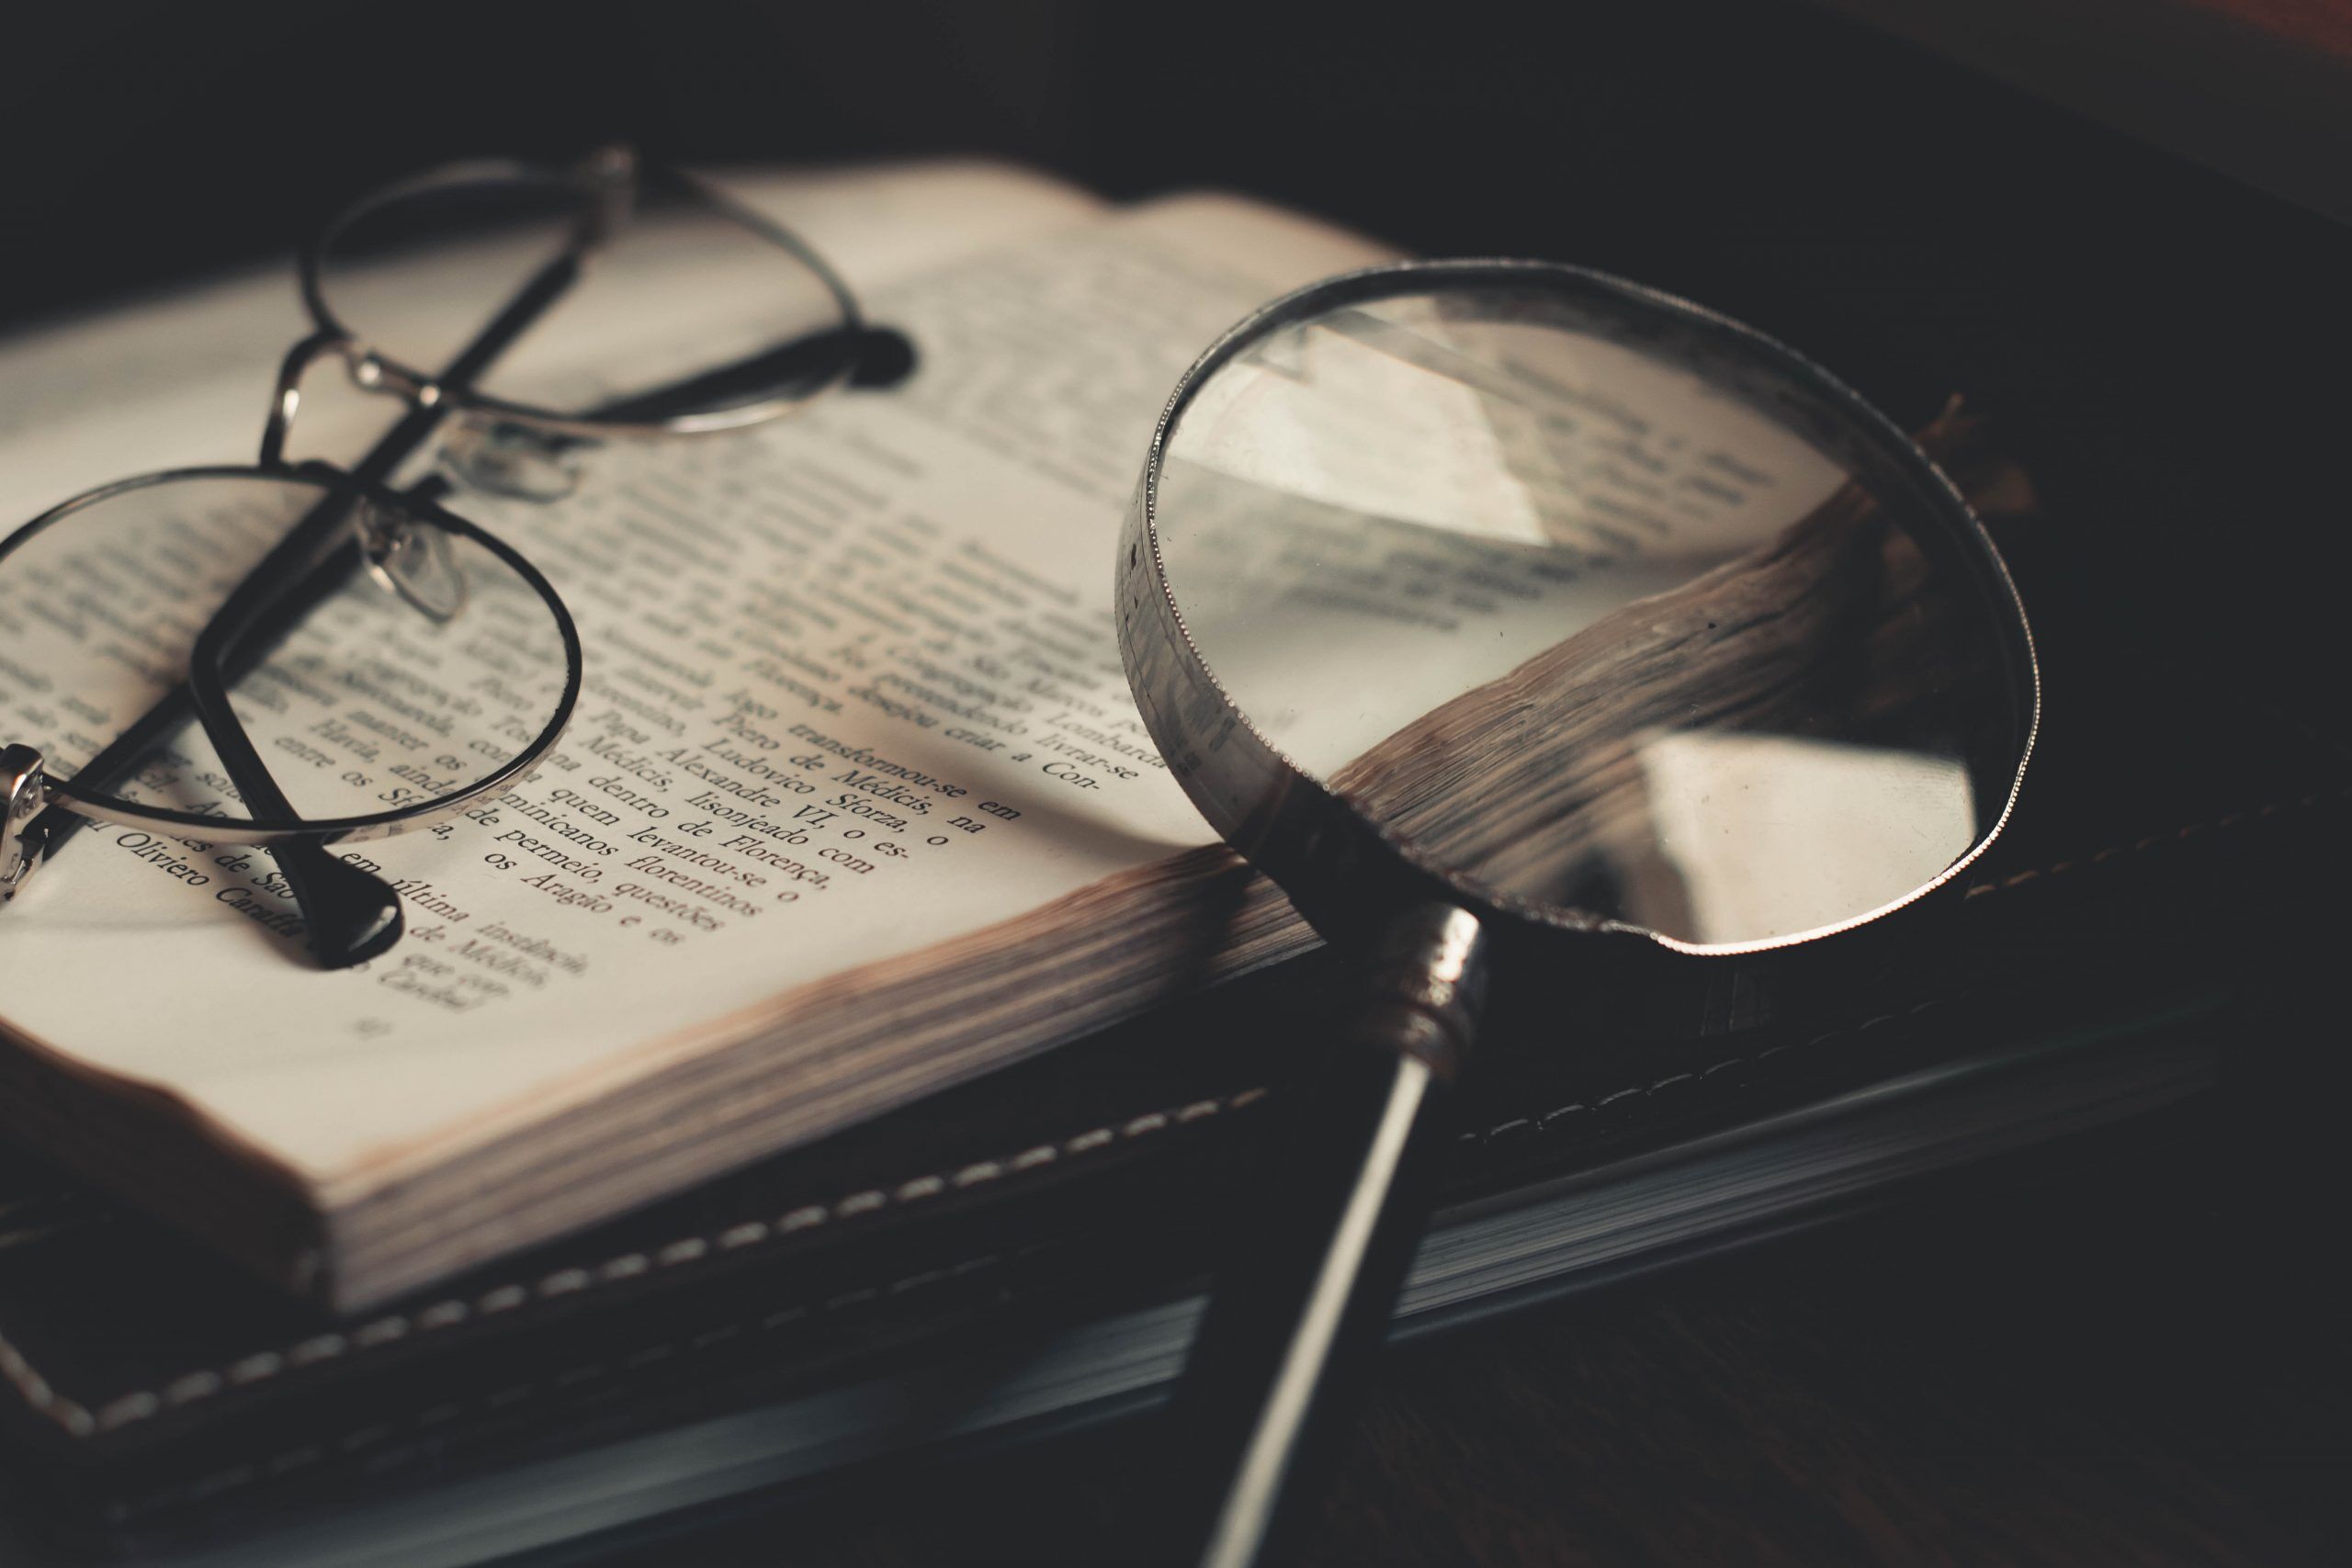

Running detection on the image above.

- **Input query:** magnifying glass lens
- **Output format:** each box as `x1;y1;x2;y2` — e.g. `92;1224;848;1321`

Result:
1130;265;2038;1568
1155;281;2029;947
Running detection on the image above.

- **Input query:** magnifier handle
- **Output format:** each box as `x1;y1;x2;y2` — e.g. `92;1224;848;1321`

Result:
1165;905;1487;1568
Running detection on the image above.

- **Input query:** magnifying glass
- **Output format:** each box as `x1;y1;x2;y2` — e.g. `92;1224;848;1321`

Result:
1117;260;2039;1567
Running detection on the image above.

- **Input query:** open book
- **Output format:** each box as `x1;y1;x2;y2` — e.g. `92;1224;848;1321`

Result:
0;164;1385;1312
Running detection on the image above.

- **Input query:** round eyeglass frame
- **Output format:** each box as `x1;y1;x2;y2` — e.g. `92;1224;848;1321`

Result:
299;152;868;442
5;150;865;861
3;464;583;847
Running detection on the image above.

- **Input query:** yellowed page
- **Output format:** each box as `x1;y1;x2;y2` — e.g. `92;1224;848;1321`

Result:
0;170;1391;1205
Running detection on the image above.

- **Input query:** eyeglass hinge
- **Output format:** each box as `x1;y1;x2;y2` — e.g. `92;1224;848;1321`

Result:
1;744;50;905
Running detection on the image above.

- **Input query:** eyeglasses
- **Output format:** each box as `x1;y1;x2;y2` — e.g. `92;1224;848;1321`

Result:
0;149;900;968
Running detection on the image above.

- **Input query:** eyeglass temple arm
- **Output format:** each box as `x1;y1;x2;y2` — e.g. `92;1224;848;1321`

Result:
24;239;903;963
201;253;590;968
15;530;387;946
192;531;407;967
24;249;588;968
569;324;919;427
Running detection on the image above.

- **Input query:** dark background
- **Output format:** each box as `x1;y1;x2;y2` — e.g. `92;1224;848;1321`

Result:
6;0;2345;722
6;5;2347;1562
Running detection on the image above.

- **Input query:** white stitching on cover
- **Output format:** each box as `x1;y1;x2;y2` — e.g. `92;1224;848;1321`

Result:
7;781;2336;1445
102;1249;1015;1523
1463;997;1954;1149
0;1337;93;1437
1963;785;2351;897
6;1085;1268;1440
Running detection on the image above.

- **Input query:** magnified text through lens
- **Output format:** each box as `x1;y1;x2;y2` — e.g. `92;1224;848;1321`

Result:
1154;282;2031;946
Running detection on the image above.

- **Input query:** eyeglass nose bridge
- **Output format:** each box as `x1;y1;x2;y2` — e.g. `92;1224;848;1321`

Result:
261;330;458;471
259;330;364;469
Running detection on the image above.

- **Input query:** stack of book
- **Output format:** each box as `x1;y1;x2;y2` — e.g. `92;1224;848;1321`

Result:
0;161;2341;1565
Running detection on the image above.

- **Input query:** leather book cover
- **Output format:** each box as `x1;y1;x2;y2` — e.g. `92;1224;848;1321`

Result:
0;516;2344;1560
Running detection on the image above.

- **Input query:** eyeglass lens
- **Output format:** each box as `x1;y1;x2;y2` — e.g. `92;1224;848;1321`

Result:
311;162;858;430
0;473;571;835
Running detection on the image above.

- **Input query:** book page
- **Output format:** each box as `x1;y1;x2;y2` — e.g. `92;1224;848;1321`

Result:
0;173;1390;1198
0;161;1106;513
1153;308;1849;779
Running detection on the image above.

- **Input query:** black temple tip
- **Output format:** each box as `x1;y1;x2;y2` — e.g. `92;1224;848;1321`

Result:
851;325;918;389
270;841;404;969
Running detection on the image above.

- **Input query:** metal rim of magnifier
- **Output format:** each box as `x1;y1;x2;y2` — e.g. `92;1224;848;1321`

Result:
1118;257;2041;963
0;463;584;846
299;154;866;442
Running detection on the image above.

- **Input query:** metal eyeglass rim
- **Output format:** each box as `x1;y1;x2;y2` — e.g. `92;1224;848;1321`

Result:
0;148;867;908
